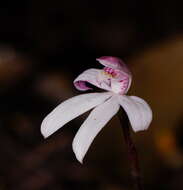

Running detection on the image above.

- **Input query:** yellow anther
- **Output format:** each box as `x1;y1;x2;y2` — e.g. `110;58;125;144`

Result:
102;71;113;78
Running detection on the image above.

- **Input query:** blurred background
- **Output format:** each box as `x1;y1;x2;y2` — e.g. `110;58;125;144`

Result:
0;0;183;189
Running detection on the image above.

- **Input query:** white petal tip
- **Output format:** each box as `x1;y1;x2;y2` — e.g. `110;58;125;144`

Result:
133;126;148;133
78;158;84;164
132;117;152;133
41;128;49;139
72;142;85;164
42;132;49;139
74;151;84;164
40;120;52;139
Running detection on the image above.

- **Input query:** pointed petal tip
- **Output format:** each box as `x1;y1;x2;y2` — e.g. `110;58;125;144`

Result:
133;125;149;133
41;131;49;139
96;57;104;62
77;156;84;164
133;113;152;133
40;124;49;139
40;118;52;139
72;142;84;164
96;56;118;61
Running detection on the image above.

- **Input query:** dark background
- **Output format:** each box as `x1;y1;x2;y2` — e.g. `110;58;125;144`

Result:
0;0;183;189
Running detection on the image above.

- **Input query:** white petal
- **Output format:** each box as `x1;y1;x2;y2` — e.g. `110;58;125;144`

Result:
41;92;112;138
117;95;152;132
74;68;112;92
74;69;102;90
72;96;120;163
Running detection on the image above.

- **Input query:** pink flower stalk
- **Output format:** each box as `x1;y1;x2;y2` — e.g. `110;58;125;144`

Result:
41;56;152;163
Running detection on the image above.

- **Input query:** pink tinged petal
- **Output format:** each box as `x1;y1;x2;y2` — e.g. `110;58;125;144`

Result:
41;92;112;138
72;96;120;163
119;75;132;93
74;68;111;92
111;77;131;95
96;56;132;95
117;95;152;132
74;69;99;91
96;56;131;76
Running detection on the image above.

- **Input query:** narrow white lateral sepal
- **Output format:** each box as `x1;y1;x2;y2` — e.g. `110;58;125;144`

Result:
118;95;152;132
41;92;112;138
72;96;120;163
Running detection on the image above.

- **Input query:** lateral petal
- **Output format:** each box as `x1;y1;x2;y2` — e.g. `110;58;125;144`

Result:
41;92;112;138
74;68;112;92
118;95;152;132
72;96;120;163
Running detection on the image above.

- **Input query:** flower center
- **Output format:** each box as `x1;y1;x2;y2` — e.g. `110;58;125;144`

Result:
97;66;131;95
103;67;117;78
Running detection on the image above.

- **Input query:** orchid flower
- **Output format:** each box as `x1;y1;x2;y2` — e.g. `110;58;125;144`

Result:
41;56;152;163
